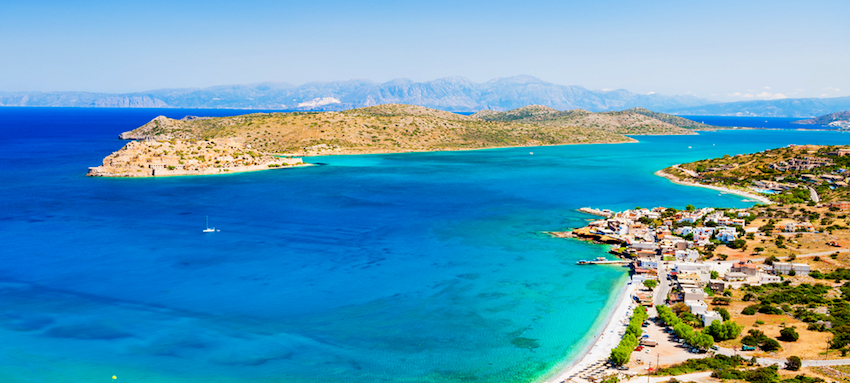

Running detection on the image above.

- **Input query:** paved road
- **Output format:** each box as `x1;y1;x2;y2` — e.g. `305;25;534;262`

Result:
808;186;821;203
747;248;850;263
654;261;670;307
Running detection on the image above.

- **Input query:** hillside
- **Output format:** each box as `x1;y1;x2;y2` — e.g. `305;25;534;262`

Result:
662;145;850;203
117;104;636;156
0;75;711;112
471;105;717;135
792;110;850;125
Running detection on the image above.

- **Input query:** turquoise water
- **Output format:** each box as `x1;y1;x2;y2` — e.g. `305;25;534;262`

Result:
2;108;850;382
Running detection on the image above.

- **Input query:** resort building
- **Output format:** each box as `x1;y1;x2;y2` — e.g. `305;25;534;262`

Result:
773;262;811;276
701;311;724;327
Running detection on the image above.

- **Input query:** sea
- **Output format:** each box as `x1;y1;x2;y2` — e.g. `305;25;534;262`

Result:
0;108;847;383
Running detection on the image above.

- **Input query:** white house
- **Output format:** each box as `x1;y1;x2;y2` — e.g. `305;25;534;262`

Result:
702;311;724;327
675;249;699;262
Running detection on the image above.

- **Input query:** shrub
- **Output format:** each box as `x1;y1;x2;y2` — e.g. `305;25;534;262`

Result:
717;308;731;321
780;327;799;342
785;356;802;371
742;305;759;315
644;280;658;289
761;338;781;351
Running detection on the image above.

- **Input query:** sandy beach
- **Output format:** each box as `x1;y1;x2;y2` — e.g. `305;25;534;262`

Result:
655;169;773;205
543;279;638;383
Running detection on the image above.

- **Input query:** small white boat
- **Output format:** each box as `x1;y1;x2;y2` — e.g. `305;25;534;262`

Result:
203;216;219;233
688;146;692;149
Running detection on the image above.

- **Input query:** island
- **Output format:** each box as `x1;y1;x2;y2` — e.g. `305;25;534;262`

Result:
89;103;720;177
792;111;850;129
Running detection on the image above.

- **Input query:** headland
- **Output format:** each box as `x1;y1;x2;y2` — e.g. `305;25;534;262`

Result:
87;138;306;177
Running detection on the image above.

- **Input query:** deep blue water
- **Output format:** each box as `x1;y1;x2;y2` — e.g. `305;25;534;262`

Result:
2;108;850;383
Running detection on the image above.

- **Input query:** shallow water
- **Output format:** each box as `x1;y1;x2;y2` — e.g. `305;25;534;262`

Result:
2;108;849;382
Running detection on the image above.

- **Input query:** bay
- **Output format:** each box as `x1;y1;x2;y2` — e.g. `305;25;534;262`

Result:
1;108;848;382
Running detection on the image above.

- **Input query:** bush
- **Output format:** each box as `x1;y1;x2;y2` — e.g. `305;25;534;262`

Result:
656;355;747;376
761;338;782;351
717;308;731;321
644;280;658;289
742;305;759;315
780;327;799;342
712;365;779;383
785;356;802;371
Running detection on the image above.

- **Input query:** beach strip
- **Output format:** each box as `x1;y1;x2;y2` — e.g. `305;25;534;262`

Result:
543;279;637;383
655;169;773;205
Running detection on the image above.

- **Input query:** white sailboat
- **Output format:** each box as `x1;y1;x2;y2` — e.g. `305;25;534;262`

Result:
203;216;219;233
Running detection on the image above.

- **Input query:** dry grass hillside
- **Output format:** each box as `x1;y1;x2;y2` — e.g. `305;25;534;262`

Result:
472;105;717;135
119;104;636;155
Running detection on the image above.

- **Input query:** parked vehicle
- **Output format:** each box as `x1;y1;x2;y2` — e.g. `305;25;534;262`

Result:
741;345;756;351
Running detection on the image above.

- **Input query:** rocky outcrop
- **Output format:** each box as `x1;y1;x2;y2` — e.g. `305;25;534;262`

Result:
87;138;305;177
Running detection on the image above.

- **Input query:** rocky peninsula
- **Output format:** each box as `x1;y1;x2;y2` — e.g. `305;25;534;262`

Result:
87;138;305;177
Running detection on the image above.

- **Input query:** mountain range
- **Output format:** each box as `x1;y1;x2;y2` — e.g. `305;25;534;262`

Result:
3;75;850;118
0;76;709;113
667;96;850;118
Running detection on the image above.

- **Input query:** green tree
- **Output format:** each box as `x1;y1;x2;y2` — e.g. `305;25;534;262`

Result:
761;338;781;351
644;280;658;289
780;327;799;342
717;308;731;321
785;356;802;371
686;204;696;212
710;270;720;279
691;333;715;350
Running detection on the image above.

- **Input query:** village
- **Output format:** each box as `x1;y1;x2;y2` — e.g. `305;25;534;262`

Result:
558;200;850;383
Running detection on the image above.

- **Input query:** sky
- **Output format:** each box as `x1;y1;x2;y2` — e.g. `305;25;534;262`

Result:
1;0;848;102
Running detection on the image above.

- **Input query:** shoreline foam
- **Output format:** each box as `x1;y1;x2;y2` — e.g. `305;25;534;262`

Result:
655;169;773;205
541;277;637;383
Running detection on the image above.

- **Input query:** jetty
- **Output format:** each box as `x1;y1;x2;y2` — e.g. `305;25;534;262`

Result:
576;259;630;265
578;207;614;218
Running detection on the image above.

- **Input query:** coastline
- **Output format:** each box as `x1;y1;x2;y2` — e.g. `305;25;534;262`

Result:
655;169;773;205
541;276;637;383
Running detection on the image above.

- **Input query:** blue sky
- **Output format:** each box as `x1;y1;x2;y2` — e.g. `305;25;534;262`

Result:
1;0;848;101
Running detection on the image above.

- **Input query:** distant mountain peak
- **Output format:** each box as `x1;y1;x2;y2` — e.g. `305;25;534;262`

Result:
0;76;714;113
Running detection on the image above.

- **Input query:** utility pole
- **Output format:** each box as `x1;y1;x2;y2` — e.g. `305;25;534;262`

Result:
647;362;651;383
656;353;660;375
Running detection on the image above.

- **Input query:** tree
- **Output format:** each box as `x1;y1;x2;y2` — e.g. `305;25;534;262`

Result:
710;271;720;279
691;333;714;350
785;356;802;371
686;204;696;212
780;327;799;342
717;308;731;321
610;345;630;366
644;280;658;289
761;338;781;351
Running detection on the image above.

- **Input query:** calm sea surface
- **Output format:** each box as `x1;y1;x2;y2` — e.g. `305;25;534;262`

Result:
1;109;849;383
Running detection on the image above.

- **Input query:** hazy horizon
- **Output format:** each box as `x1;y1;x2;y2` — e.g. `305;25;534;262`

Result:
1;0;848;102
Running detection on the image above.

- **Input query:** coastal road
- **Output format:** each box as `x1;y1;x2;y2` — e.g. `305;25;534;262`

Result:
654;261;670;308
748;248;850;263
808;186;821;203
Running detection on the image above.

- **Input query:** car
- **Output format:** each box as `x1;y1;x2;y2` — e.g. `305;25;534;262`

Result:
710;345;719;350
635;346;644;351
641;334;650;338
617;366;629;371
